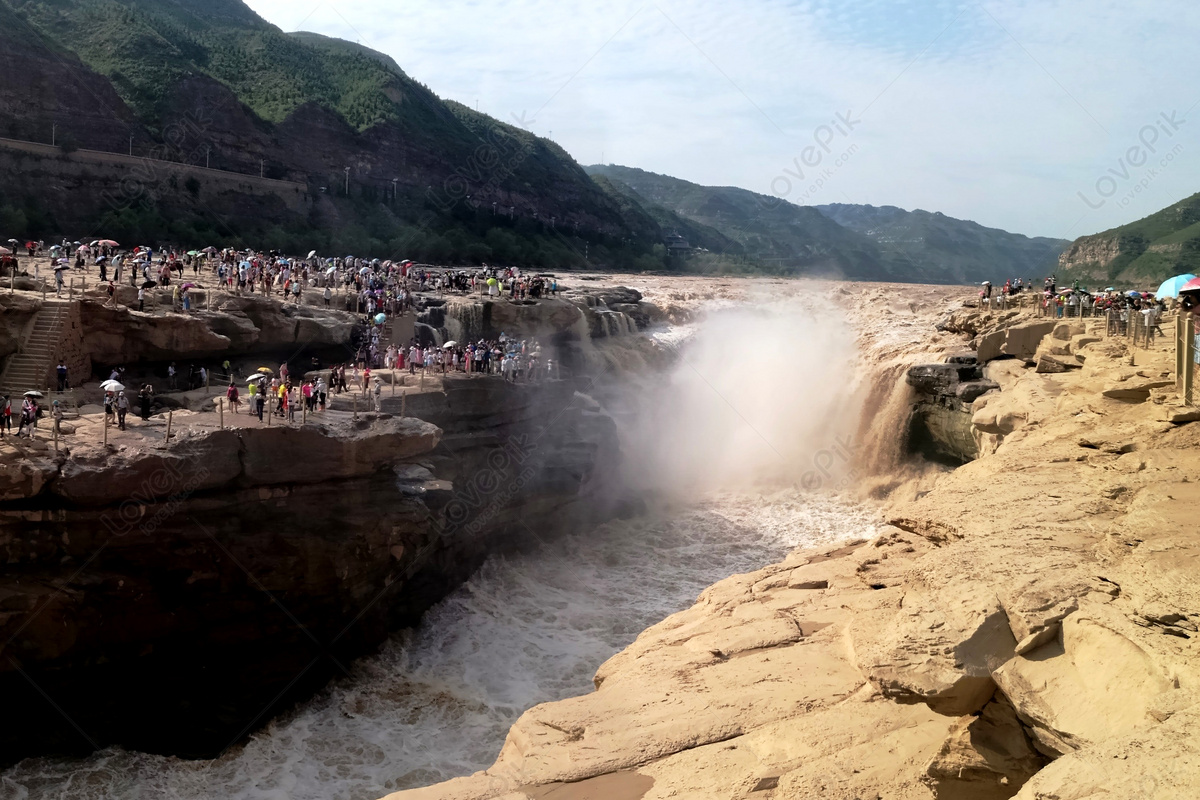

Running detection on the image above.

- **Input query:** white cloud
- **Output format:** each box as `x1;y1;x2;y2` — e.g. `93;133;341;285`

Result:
245;0;1200;238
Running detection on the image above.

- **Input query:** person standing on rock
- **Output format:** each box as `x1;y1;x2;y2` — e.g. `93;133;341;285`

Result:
138;385;153;420
317;377;327;411
226;381;240;414
116;392;129;431
254;386;265;422
168;362;177;390
0;395;11;436
372;377;382;412
56;361;68;392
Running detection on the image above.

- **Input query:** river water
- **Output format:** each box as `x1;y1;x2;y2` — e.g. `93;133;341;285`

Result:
1;490;874;800
5;291;887;800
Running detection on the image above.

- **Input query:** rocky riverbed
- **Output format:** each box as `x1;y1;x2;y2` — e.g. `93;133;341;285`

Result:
381;283;1200;800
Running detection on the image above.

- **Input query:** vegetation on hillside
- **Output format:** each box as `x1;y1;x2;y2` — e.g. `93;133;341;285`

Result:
586;164;900;280
816;203;1069;284
1060;192;1200;284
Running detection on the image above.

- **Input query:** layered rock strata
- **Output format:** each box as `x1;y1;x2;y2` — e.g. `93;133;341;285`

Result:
389;302;1200;800
0;374;623;763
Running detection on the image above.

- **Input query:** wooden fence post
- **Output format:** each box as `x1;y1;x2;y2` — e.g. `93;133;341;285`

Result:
1185;313;1195;406
400;390;406;417
165;409;173;442
219;398;224;429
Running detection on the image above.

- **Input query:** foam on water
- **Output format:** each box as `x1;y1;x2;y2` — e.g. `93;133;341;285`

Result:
1;490;875;800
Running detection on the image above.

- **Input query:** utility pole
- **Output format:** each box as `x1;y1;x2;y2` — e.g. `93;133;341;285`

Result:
205;145;211;168
344;167;350;195
51;123;56;146
129;134;134;156
260;159;264;178
392;177;398;202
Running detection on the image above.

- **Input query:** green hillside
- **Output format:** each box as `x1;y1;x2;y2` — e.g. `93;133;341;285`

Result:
817;203;1068;285
585;164;896;280
1059;192;1200;285
4;0;423;130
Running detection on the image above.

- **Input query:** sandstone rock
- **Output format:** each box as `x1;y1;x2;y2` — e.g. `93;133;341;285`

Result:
1102;379;1173;402
923;693;1046;800
976;329;1006;363
1035;353;1080;373
1051;322;1085;341
993;611;1173;758
956;380;999;403
852;581;1017;716
998;320;1057;362
1013;703;1200;800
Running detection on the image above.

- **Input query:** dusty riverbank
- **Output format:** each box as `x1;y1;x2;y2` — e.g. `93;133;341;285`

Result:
386;283;1200;800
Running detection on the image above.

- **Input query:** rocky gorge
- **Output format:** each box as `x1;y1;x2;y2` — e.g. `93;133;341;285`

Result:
4;276;1199;800
378;281;1200;800
0;283;637;766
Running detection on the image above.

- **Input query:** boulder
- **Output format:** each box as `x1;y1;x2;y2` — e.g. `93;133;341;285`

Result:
1003;321;1057;361
1101;379;1173;403
1035;353;1081;374
852;582;1017;716
1051;322;1085;341
993;612;1173;758
955;380;999;403
976;329;1006;363
922;694;1046;800
907;364;962;395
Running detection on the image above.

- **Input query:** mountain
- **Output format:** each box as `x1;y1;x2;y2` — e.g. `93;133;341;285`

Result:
1057;192;1200;286
816;203;1069;285
0;0;663;268
584;165;1059;283
586;165;902;280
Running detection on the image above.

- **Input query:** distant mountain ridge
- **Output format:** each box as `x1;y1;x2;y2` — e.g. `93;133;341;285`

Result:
816;203;1070;285
0;0;1072;280
585;165;1068;284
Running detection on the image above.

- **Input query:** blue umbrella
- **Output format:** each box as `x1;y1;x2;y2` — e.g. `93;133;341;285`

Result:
1126;290;1142;298
1155;273;1197;299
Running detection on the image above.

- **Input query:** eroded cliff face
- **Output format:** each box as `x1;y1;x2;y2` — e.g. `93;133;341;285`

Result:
383;285;1200;800
0;372;625;763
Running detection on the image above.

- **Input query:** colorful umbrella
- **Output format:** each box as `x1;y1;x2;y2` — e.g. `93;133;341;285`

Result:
374;313;386;325
98;239;119;247
1180;277;1200;295
1158;274;1199;298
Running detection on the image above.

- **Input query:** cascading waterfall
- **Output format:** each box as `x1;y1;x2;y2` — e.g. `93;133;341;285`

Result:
1;287;904;800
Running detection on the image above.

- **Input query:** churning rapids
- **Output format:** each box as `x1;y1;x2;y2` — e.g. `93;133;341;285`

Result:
3;290;885;800
3;494;875;800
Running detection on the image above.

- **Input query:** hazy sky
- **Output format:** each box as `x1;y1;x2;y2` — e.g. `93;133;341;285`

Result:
242;0;1200;240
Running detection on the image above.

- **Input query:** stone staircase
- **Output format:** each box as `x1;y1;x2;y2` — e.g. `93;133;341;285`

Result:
0;299;72;398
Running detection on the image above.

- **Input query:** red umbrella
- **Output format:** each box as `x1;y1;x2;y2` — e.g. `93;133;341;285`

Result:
98;239;119;247
1181;277;1200;294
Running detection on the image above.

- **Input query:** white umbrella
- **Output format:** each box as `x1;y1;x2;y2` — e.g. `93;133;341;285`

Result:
100;380;125;392
442;341;458;348
307;250;317;259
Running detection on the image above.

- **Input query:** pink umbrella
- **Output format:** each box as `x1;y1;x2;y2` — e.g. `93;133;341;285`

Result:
98;239;119;247
0;247;11;255
1181;277;1200;294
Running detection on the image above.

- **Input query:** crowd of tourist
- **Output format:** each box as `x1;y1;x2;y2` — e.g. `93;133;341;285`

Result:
977;274;1175;321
